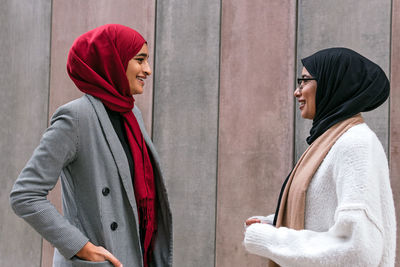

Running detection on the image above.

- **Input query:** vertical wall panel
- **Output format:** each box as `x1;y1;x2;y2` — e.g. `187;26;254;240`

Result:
296;0;391;159
43;1;156;266
0;1;51;266
390;0;400;265
217;1;296;266
153;0;221;266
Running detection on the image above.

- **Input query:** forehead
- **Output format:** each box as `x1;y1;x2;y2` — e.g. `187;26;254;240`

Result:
301;67;311;76
136;43;148;55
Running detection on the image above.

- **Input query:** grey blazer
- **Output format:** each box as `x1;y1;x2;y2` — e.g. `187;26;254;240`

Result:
10;95;173;267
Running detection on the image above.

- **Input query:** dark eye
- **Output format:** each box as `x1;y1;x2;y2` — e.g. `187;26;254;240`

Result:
136;58;144;63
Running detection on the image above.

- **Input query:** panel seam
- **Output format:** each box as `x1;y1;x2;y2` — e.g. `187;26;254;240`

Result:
293;0;299;166
41;0;54;266
151;0;158;139
388;0;393;165
214;0;223;266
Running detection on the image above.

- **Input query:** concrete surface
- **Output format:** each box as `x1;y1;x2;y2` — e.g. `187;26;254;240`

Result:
0;0;51;266
390;0;400;265
216;0;296;266
153;0;221;266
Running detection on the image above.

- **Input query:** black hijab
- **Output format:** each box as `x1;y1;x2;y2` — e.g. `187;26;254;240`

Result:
301;47;390;144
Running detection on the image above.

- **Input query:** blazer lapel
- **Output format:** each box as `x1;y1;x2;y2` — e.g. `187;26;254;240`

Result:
85;95;140;230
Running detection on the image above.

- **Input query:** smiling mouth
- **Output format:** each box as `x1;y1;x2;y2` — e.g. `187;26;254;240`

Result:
137;76;145;85
299;101;305;109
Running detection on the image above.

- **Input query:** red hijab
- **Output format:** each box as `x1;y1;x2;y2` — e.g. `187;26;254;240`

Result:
67;24;156;267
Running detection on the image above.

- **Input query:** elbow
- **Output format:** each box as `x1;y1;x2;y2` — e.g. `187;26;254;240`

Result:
332;209;384;266
345;222;384;266
9;188;25;216
356;231;383;266
9;186;43;217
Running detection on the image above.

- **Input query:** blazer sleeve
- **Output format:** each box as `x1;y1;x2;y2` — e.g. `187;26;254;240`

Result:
9;104;89;259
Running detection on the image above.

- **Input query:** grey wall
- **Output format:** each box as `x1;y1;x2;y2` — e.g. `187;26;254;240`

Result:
153;1;221;266
0;0;51;265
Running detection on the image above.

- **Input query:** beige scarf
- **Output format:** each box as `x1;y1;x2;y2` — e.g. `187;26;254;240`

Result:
268;114;364;267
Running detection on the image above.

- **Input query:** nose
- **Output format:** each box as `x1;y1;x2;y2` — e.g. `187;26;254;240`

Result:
294;87;301;97
143;61;152;76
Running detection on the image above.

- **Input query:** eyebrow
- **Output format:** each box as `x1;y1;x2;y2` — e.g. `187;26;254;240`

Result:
301;74;312;78
135;53;149;58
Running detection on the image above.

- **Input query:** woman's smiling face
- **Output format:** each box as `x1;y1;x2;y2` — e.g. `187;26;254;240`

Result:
294;67;317;120
125;43;152;95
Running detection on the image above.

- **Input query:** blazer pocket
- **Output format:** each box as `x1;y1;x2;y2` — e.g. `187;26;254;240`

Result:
70;257;113;267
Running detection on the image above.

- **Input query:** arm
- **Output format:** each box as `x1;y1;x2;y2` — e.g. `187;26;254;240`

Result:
244;131;386;266
244;209;382;266
9;105;89;259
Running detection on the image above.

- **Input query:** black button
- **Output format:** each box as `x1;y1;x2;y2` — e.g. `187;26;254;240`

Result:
110;222;118;231
102;187;110;196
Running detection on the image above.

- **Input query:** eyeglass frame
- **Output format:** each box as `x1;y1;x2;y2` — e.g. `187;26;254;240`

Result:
296;77;317;90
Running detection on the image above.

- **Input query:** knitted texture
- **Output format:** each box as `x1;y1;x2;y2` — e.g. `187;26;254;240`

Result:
244;123;396;266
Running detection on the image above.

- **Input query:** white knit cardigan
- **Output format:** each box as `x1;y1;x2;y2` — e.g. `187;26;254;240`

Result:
244;123;396;266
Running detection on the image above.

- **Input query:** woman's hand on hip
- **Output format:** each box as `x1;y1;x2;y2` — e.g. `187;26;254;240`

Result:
76;241;123;267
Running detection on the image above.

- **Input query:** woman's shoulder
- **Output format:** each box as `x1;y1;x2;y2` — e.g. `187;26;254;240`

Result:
331;122;386;159
336;122;379;146
51;95;97;120
56;95;93;113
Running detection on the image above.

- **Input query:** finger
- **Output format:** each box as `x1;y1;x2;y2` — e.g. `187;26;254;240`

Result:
103;250;122;267
245;218;261;226
248;219;261;225
249;220;261;225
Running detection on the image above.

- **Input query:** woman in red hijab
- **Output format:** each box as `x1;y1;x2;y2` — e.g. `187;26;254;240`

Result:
10;24;172;267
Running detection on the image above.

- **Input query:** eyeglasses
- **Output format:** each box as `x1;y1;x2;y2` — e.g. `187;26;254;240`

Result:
296;77;317;90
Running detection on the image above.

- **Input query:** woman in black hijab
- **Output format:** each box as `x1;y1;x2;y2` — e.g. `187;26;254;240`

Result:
243;48;396;266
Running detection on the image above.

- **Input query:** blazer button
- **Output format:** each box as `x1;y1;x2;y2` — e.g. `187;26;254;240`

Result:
102;187;110;196
110;222;118;231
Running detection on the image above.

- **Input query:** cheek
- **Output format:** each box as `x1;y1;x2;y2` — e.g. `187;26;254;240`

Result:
308;96;317;118
311;92;317;112
126;64;139;79
127;71;138;89
127;73;134;86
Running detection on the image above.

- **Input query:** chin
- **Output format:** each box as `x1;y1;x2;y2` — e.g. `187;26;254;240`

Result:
131;88;144;95
301;112;312;120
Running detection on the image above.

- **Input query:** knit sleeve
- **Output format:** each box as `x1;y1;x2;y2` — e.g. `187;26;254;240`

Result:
9;103;89;259
244;126;387;266
244;209;383;266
